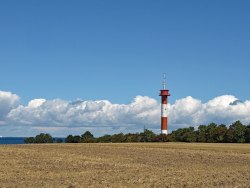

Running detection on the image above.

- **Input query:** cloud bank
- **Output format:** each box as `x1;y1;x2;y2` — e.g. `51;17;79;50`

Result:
0;90;250;135
0;91;20;124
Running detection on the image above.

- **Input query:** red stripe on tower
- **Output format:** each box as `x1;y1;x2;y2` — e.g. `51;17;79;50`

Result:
159;74;170;135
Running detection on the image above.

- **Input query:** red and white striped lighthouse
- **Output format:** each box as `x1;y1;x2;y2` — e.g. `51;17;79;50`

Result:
159;74;170;135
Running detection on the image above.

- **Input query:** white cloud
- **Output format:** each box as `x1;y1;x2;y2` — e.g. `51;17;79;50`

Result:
28;99;46;108
169;96;203;126
168;95;250;128
7;96;159;128
0;91;20;121
1;90;250;136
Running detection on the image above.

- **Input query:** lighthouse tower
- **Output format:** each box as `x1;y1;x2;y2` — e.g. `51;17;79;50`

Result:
159;74;170;135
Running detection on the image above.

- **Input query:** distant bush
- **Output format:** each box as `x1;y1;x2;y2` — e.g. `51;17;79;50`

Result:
24;137;35;144
65;131;95;143
96;134;112;143
34;133;53;143
65;135;81;143
24;133;53;144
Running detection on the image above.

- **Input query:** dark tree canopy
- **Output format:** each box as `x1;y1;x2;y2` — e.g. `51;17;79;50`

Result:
24;133;53;144
81;131;95;143
64;122;249;143
169;121;249;143
25;121;250;144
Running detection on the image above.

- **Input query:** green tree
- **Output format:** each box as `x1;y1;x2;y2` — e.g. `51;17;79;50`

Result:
206;123;217;143
81;131;95;143
214;124;227;143
65;135;74;143
152;134;168;142
181;127;197;142
226;121;247;143
65;135;81;143
141;129;156;142
110;133;125;143
245;125;250;143
186;127;197;142
225;128;235;143
234;121;247;143
124;133;135;142
170;127;196;142
24;137;35;144
96;134;112;143
197;125;208;142
73;135;81;143
34;133;53;143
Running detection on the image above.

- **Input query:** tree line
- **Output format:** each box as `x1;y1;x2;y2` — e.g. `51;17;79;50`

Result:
24;133;63;144
169;121;250;143
24;121;250;144
65;129;166;143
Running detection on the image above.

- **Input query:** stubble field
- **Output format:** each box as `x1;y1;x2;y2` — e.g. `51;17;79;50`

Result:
0;143;250;188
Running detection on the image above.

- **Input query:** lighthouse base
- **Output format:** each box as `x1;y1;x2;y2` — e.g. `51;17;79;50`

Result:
161;130;168;135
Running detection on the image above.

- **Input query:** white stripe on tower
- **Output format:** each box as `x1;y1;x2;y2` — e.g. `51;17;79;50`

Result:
161;104;167;117
162;130;168;134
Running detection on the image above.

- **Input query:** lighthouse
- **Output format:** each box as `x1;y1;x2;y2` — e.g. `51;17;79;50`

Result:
159;74;170;135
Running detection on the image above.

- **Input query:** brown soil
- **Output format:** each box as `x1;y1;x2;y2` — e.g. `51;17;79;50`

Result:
0;143;249;187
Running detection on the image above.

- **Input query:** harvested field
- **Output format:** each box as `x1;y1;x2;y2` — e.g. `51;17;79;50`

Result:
0;143;250;187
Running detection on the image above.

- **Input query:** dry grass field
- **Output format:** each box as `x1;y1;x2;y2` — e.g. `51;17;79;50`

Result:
0;143;250;188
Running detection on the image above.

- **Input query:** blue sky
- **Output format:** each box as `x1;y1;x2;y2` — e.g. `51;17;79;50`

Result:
0;1;250;136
